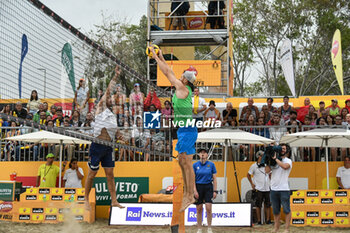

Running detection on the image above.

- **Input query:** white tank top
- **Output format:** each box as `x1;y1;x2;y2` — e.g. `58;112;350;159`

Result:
92;108;118;140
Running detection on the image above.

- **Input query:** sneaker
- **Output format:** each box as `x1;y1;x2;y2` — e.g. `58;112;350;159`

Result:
196;229;202;233
207;228;213;233
266;220;273;225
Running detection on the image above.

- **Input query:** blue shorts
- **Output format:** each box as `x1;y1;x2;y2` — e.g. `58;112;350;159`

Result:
88;143;114;171
175;127;198;155
270;190;291;215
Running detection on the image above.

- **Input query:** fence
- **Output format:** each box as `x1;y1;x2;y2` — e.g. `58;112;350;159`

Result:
1;124;348;162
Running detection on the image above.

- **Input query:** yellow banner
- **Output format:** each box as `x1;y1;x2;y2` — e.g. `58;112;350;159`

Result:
157;60;221;87
331;29;344;95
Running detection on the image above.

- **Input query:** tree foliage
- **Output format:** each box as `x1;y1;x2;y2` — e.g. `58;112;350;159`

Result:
232;0;350;97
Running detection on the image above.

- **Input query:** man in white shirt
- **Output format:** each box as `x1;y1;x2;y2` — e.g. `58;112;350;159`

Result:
336;156;350;189
192;88;207;122
247;151;271;225
265;144;292;233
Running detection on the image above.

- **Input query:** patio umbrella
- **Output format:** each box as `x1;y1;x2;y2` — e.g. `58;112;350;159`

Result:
197;128;274;202
280;128;350;189
6;130;91;187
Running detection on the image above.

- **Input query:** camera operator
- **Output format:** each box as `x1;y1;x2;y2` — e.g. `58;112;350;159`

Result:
265;143;292;233
247;150;272;225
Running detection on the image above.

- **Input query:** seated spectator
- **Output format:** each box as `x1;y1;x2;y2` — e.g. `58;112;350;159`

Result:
43;102;49;112
129;83;144;120
327;99;341;117
254;117;270;138
49;105;57;117
307;105;316;119
345;99;350;113
317;101;326;117
257;109;268;125
246;115;256;132
70;110;82;127
117;117;132;161
240;98;259;120
12;102;27;119
27;90;41;114
285;110;301;128
266;97;277;116
278;96;294;122
192;88;207;122
33;103;50;123
1;104;12;115
46;120;54;129
326;115;334;126
144;87;161;111
63;120;71;127
113;84;127;117
310;113;318;125
269;114;287;144
148;104;157;112
261;105;272;123
336;156;350;189
63;158;84;188
296;97;311;123
222;102;237;126
341;108;349;122
36;153;66;188
342;114;350;127
204;100;221;123
81;112;94;135
38;111;48;125
304;116;315;129
242;106;254;122
4;121;21;161
334;115;343;126
162;100;173;127
207;0;226;29
169;0;190;30
53;109;64;127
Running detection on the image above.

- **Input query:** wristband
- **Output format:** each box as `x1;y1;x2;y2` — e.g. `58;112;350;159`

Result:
214;190;218;194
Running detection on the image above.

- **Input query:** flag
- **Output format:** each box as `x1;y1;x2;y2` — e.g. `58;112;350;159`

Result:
279;39;296;97
331;29;343;95
18;34;28;99
61;43;76;93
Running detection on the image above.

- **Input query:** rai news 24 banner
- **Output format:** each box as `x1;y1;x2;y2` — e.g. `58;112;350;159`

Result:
109;203;252;227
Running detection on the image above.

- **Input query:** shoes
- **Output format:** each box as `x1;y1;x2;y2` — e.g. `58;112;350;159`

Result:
196;229;202;233
266;220;273;224
257;221;263;225
207;227;213;233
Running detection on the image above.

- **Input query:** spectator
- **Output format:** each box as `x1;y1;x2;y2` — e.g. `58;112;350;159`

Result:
46;120;54;129
240;98;259;120
204;100;221;123
193;148;217;233
317;101;326;117
296;97;310;123
38;111;48;125
12;102;27;119
192;88;207;123
43;102;49;113
266;98;277;116
117;117;132;161
265;144;292;233
148;104;157;112
336;156;350;189
342;114;350;127
258;110;268;125
341;108;349;122
27;90;41;114
169;0;190;30
53;109;64;127
247;150;271;225
222;102;237;126
113;84;127;117
207;0;226;29
345;99;350;113
1;104;12;115
307;105;316;119
144;86;161;111
335;115;343;126
129;83;144;120
161;100;173;127
81;112;94;135
327;99;341;117
285;110;301;127
4;121;21;161
303;116;316;161
261;105;272;123
33;103;50;123
317;117;327;126
310;113;318;125
269;114;287;144
36;153;66;188
278;96;294;122
74;78;90;121
326;115;334;126
254;117;270;138
70;110;82;127
63;158;84;188
49;105;57;117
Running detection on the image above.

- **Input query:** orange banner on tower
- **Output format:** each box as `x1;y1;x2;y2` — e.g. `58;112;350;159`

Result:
157;60;221;87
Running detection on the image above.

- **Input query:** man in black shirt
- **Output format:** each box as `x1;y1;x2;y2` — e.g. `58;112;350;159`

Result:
12;102;27;119
222;102;237;126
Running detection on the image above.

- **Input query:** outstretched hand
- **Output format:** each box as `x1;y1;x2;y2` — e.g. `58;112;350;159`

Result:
150;46;165;62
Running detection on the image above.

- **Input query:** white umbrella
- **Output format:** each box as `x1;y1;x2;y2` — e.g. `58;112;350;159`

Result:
197;128;274;202
280;128;350;189
6;130;91;187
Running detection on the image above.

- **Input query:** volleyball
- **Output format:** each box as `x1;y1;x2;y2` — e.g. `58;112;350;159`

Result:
146;44;159;58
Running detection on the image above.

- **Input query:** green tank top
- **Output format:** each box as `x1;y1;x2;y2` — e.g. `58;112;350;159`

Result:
172;86;193;126
329;107;339;116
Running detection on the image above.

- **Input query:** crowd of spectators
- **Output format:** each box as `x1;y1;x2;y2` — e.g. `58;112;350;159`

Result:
1;86;350;162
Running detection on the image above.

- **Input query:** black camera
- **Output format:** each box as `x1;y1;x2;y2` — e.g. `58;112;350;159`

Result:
261;145;282;167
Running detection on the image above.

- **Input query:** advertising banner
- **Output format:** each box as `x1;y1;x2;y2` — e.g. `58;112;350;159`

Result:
0;182;14;201
0;201;13;221
110;203;252;227
93;177;149;205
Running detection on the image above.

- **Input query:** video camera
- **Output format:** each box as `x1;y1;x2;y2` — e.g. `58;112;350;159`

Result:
260;145;283;167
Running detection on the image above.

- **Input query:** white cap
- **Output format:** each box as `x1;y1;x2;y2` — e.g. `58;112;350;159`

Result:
183;71;196;84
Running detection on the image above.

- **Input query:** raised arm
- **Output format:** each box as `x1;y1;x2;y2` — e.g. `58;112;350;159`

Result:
150;47;183;90
97;65;121;110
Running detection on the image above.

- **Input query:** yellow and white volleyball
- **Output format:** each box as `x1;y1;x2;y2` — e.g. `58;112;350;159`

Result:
146;44;159;58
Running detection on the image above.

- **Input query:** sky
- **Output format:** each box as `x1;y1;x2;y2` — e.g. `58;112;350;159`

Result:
40;0;147;33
